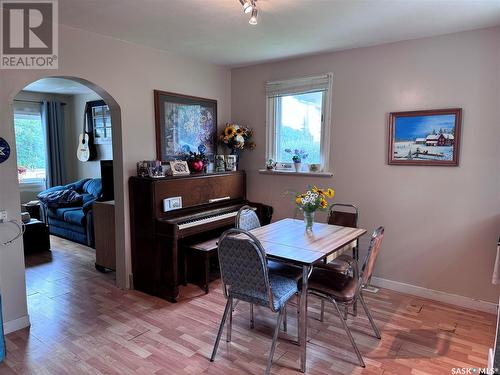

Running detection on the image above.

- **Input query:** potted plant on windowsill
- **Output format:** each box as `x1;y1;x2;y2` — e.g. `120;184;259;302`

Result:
285;149;308;172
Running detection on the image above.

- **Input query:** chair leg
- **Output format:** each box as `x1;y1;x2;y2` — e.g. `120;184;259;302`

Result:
296;294;301;342
250;303;254;329
282;304;287;332
227;297;233;342
210;298;232;361
265;308;284;375
359;293;381;339
320;299;325;322
331;298;365;368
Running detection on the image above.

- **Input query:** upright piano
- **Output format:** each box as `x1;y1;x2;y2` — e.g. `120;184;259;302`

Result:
129;171;272;302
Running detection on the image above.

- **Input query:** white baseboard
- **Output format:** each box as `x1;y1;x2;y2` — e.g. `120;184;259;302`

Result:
371;277;498;314
3;314;30;334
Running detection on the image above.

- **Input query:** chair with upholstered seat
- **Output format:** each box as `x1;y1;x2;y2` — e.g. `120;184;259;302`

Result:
327;203;359;263
236;205;302;330
300;226;384;367
320;203;360;320
210;228;298;375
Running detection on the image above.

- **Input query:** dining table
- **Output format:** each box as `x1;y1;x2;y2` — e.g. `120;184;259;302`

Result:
248;218;367;373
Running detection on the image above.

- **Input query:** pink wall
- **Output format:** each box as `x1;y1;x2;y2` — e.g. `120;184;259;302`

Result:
232;28;500;303
0;25;231;328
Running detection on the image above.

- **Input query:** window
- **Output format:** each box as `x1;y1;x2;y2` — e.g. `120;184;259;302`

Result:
88;100;112;144
14;105;46;183
266;74;333;171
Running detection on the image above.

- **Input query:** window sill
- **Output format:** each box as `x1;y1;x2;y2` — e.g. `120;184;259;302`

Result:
258;169;333;177
19;180;46;186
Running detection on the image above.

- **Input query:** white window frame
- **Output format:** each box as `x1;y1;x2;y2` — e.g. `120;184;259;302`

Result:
265;73;333;172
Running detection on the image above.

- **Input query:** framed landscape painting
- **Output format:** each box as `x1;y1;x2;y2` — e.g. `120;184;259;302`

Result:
388;108;462;166
154;90;217;161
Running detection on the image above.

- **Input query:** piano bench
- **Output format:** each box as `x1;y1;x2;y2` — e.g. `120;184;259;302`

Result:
184;238;219;294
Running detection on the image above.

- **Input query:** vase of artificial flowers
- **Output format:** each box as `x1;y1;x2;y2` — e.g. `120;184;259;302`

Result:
180;144;208;173
285;149;308;172
219;123;255;170
294;186;335;232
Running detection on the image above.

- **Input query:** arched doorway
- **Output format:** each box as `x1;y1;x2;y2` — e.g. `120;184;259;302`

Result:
9;75;126;292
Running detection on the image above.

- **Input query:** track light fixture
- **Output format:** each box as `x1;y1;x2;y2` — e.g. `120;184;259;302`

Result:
249;8;258;25
238;0;258;25
243;0;253;14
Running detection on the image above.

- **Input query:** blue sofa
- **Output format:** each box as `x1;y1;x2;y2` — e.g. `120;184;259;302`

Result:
38;178;102;247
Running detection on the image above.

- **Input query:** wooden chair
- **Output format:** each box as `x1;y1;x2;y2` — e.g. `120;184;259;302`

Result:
301;227;384;367
210;229;298;375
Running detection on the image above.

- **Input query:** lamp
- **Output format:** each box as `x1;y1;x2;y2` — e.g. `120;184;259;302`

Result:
239;0;253;14
237;0;258;25
249;7;258;25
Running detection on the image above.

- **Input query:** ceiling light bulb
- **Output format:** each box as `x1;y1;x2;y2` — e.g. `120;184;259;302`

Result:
243;1;253;14
249;8;258;25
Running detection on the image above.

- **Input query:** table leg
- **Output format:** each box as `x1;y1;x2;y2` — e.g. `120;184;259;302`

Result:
299;265;310;373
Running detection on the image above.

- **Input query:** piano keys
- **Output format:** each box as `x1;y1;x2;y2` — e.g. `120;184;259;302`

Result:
129;171;272;302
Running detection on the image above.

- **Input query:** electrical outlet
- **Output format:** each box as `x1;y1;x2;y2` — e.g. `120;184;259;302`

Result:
0;210;7;223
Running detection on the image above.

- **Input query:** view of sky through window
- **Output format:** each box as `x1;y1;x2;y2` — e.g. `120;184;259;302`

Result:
275;91;323;164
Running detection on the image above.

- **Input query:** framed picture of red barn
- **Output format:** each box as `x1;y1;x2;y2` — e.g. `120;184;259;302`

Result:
388;108;462;166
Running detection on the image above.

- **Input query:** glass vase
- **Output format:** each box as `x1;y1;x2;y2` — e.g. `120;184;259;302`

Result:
303;211;315;232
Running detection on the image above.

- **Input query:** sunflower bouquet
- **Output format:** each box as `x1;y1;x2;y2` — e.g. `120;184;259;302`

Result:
295;186;335;213
294;186;334;231
219;123;255;151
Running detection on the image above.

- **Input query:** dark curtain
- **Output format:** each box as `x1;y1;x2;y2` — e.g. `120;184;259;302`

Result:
42;101;65;187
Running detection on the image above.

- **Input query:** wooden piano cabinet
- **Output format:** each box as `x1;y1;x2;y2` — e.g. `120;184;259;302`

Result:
129;171;248;303
94;201;116;272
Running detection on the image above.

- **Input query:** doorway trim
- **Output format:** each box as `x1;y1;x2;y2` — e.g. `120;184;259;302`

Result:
9;75;127;289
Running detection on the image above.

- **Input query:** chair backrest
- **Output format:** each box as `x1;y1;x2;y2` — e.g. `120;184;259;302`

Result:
217;228;271;302
327;203;359;228
235;205;261;231
360;226;385;286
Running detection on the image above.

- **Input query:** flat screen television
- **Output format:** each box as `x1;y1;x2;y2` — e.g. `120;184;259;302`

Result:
100;160;114;201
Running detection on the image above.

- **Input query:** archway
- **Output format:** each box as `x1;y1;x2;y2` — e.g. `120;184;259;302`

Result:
9;75;126;290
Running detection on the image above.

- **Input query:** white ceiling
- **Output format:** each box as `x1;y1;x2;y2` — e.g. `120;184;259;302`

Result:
24;78;96;94
59;0;500;67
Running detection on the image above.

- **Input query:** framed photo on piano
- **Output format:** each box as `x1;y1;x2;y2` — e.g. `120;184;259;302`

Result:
154;90;217;161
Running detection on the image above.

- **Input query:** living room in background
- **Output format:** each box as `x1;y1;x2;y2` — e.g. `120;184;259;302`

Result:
266;73;333;172
12;78;118;301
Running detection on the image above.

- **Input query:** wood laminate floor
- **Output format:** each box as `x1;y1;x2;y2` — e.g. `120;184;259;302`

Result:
0;236;495;374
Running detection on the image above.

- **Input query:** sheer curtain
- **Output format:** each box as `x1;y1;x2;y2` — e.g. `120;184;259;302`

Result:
41;101;66;187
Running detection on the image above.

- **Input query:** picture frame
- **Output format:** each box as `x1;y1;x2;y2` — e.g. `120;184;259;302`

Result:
225;155;237;171
215;155;226;172
169;160;190;176
154;90;217;161
388;108;462;166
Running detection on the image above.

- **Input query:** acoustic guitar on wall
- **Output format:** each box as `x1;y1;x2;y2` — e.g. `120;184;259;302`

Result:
77;103;92;162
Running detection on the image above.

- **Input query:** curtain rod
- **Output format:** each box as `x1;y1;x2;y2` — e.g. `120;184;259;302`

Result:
14;99;67;106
